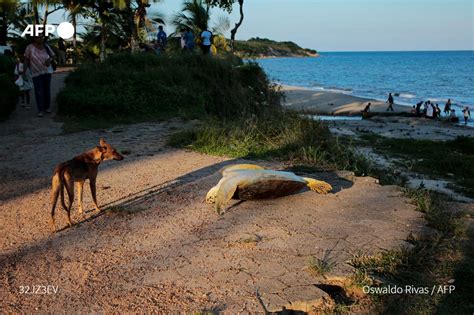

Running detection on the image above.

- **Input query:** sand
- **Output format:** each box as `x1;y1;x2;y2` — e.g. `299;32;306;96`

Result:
283;85;411;116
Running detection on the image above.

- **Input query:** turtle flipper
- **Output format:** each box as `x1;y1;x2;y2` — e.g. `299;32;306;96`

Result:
215;176;240;215
303;177;332;194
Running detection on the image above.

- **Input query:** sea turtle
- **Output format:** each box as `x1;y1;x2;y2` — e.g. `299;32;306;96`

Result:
206;164;333;214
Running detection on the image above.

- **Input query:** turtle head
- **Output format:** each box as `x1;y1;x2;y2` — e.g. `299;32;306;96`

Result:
206;185;219;204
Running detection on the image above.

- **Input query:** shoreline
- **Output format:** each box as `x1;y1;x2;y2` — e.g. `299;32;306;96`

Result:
282;85;410;116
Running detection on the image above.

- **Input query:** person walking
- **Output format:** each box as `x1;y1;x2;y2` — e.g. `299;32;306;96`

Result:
386;93;394;111
24;36;55;117
462;106;471;125
200;27;213;55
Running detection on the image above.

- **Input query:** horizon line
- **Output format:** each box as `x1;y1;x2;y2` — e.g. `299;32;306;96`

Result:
316;49;474;53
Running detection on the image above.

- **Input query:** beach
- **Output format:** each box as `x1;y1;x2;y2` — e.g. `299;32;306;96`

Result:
283;85;474;140
282;85;410;116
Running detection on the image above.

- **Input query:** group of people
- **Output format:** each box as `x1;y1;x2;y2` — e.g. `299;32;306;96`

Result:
147;25;214;55
362;93;471;125
411;98;471;124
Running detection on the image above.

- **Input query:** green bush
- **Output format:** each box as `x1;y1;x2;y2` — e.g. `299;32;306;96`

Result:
57;53;281;122
0;55;15;77
0;74;19;121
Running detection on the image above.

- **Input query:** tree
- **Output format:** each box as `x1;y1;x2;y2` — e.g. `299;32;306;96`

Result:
0;1;17;45
173;0;210;33
205;0;244;51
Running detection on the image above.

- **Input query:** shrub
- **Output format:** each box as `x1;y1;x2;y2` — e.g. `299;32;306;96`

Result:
0;55;15;77
57;53;281;122
0;74;19;121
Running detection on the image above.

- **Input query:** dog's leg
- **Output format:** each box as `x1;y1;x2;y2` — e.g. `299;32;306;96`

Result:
89;177;101;212
63;172;74;228
50;173;61;233
76;181;85;215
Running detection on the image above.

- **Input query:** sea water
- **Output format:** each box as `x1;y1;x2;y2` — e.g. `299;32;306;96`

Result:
257;51;474;109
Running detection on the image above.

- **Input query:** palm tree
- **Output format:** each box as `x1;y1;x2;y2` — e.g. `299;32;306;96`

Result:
62;1;91;52
172;0;210;34
129;0;164;52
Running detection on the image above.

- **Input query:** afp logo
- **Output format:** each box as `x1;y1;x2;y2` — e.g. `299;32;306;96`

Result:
21;22;75;39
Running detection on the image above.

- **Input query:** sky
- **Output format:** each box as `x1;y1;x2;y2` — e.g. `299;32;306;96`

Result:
47;0;474;51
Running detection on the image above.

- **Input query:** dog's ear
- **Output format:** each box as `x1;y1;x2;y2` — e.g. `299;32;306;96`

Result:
99;138;107;146
97;145;107;153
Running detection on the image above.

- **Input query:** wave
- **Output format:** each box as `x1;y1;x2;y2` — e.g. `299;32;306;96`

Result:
309;86;353;95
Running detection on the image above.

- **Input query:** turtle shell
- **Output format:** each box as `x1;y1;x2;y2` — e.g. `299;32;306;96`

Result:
235;179;307;200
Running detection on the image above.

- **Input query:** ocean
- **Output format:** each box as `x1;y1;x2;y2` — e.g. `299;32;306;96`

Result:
256;51;474;111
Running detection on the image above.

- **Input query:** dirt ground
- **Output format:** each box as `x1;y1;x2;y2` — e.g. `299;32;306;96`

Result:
1;73;429;312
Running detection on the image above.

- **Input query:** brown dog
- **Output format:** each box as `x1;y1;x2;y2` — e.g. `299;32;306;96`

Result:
50;138;124;232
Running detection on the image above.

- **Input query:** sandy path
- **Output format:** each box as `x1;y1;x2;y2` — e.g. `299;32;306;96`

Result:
0;73;428;312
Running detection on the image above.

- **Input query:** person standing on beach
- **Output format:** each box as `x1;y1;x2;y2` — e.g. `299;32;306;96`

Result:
200;27;213;55
386;93;394;111
444;99;452;116
24;36;55;117
435;104;441;118
462;106;471;125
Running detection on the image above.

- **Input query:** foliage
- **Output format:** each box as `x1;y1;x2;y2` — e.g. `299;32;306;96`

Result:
0;73;19;121
168;112;372;174
234;37;318;58
57;53;280;128
361;134;474;197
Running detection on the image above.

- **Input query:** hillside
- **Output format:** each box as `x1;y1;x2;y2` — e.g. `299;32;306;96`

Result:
233;37;318;58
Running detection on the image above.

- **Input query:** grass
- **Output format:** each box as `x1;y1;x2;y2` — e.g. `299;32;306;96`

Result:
309;256;336;277
360;134;474;197
168;112;373;175
348;189;472;314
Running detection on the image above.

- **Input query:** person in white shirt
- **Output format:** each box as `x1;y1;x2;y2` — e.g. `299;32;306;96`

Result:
200;28;213;55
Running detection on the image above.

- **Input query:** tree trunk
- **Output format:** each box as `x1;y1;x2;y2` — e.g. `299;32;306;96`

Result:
72;12;77;50
100;18;106;62
33;3;40;25
42;2;49;38
230;0;244;51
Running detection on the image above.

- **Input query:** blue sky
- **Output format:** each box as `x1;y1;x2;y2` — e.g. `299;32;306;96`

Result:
48;0;473;51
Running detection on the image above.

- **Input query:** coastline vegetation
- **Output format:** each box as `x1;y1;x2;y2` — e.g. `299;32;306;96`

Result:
234;37;318;58
57;53;279;130
360;134;474;198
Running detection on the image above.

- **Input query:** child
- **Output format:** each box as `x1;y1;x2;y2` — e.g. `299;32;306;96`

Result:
14;55;33;109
